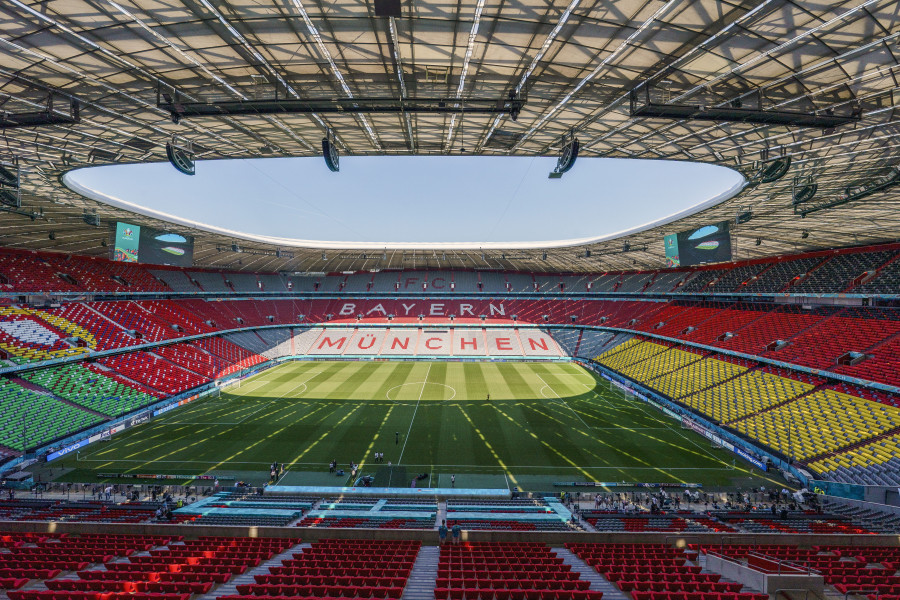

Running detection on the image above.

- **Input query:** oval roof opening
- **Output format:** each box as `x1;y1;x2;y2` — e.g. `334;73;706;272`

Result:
64;156;745;250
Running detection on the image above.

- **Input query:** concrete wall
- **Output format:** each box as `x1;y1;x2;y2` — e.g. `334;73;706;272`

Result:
708;554;824;595
3;520;900;547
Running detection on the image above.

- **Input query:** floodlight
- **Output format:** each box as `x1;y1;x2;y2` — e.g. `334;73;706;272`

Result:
792;175;818;206
322;129;340;172
755;154;790;184
549;131;579;178
0;160;21;208
0;189;19;208
166;136;195;176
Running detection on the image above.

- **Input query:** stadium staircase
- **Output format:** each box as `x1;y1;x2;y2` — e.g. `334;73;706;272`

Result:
150;347;213;379
733;261;777;292
401;545;440;600
770;307;849;363
722;382;826;425
7;374;109;419
84;363;163;398
695;553;763;595
779;256;832;292
199;541;306;600
553;547;629;600
802;422;900;465
672;360;756;400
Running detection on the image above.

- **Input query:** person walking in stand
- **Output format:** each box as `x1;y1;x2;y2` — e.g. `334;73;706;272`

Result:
438;520;448;545
451;522;461;544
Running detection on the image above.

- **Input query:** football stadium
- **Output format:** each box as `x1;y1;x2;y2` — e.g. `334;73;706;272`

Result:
4;1;900;600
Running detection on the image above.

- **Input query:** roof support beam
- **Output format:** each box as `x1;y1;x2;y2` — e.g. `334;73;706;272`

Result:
158;93;525;119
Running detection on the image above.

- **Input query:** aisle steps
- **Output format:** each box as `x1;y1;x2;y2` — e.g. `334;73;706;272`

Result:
554;547;629;600
402;545;440;600
198;541;307;600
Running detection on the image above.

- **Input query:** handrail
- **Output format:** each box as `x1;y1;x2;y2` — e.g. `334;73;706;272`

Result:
704;550;745;567
718;534;758;555
747;550;820;575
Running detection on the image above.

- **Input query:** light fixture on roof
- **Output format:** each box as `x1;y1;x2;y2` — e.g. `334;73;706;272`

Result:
753;147;790;184
0;159;21;208
755;238;762;246
735;206;753;225
166;135;195;176
322;129;340;172
792;175;818;207
322;252;327;261
549;130;579;179
798;167;900;217
82;210;100;227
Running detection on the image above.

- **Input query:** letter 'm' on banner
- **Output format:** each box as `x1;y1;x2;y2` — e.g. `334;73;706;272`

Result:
318;336;346;349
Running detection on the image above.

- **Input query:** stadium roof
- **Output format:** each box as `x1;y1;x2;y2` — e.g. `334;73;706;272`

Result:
1;0;899;273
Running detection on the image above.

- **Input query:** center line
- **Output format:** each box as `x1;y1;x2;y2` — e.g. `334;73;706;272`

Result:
397;361;431;466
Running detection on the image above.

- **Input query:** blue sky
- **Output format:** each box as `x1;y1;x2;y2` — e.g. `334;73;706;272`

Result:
66;156;744;246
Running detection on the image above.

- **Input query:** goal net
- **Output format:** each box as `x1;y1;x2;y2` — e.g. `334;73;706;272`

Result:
216;378;240;389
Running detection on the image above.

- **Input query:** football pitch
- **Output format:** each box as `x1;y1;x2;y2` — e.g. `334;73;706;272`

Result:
49;360;783;491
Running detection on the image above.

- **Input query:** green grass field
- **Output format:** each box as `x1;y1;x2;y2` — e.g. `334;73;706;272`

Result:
47;361;784;491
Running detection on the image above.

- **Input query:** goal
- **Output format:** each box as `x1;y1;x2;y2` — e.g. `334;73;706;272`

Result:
216;378;240;390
